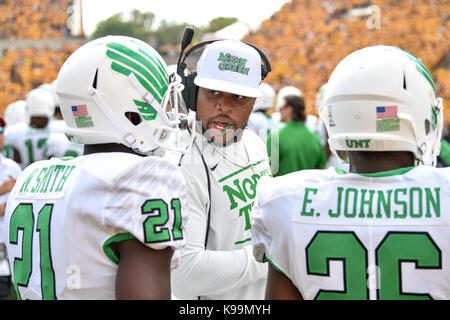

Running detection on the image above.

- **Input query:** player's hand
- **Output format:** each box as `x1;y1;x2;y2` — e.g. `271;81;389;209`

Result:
0;203;6;216
0;178;16;195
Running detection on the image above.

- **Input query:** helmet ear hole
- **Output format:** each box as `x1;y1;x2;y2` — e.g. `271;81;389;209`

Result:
92;69;99;89
424;119;431;135
125;112;142;126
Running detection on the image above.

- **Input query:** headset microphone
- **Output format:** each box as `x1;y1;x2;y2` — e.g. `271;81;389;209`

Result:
176;27;194;78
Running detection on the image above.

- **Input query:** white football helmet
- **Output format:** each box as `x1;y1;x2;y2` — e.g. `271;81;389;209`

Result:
275;86;302;111
55;35;193;154
26;88;55;118
253;83;276;112
4;100;27;126
320;45;443;166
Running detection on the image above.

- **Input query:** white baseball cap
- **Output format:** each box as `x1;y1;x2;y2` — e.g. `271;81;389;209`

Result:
194;40;262;98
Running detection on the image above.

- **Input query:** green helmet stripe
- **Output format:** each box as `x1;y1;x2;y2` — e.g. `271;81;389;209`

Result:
415;65;436;95
106;42;167;91
397;48;436;94
110;61;164;104
138;47;169;80
106;49;165;94
131;39;169;79
106;42;167;83
431;105;437;130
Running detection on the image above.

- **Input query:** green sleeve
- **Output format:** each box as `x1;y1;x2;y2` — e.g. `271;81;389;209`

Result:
266;130;272;159
440;139;450;166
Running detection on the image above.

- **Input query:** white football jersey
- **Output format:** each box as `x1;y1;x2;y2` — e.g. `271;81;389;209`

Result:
5;153;187;300
45;133;83;158
0;155;22;245
252;166;450;300
247;112;278;146
4;122;55;169
48;119;67;134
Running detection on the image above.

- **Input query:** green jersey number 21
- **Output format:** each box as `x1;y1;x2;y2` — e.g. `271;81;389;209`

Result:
9;203;56;300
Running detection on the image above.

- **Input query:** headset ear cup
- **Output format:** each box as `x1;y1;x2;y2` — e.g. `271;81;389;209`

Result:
185;72;198;112
190;81;198;112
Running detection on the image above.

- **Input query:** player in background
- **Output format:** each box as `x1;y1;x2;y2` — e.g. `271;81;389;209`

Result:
2;100;27;160
39;81;66;133
271;86;302;129
4;35;192;300
44;132;84;159
0;116;22;300
4;88;56;169
39;81;84;159
247;83;277;145
3;100;27;127
252;45;448;300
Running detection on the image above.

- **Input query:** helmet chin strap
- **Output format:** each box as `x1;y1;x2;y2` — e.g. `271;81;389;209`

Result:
87;86;141;152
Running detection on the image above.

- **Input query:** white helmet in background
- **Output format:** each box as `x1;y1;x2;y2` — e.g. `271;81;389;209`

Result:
26;88;55;118
39;81;60;108
55;35;192;154
253;83;275;112
320;45;443;166
4;100;27;126
276;86;302;111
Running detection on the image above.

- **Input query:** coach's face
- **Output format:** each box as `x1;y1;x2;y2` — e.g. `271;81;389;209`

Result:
196;87;255;145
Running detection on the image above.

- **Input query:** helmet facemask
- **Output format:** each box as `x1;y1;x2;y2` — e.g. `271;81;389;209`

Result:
148;72;195;154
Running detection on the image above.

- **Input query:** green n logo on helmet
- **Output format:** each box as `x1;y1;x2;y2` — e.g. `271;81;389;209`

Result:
396;48;436;95
134;99;157;121
106;41;169;105
431;105;437;130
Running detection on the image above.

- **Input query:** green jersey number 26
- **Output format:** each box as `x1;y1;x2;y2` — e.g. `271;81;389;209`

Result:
306;231;441;300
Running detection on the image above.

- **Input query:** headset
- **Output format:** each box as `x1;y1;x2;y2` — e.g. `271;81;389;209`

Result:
176;27;272;112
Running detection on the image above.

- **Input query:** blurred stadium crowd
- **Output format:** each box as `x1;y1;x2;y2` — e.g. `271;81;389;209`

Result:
243;0;449;120
0;0;448;165
0;0;71;39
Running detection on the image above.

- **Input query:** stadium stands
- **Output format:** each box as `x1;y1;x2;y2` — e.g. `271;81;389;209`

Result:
0;0;448;123
0;0;80;115
243;0;450;122
0;0;71;39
